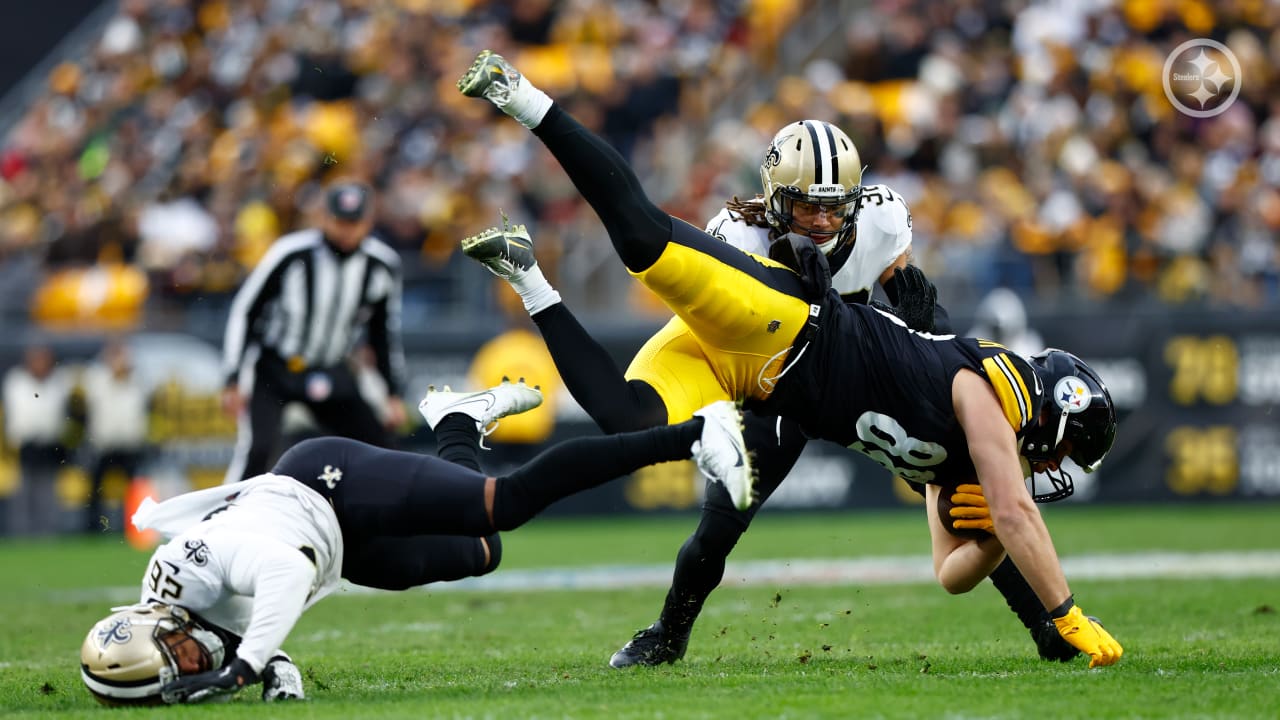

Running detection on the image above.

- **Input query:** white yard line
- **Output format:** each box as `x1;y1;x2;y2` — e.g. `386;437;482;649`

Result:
51;550;1280;603
397;550;1280;593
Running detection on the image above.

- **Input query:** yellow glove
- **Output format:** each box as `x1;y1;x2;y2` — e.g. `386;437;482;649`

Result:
948;483;993;533
1051;600;1124;668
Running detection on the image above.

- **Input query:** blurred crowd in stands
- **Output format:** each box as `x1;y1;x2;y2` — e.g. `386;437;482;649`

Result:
0;0;1278;326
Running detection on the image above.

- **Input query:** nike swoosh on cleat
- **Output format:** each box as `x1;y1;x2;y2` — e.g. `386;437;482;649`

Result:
507;238;531;249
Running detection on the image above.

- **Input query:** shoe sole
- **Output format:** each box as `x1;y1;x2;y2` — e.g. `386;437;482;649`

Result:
461;226;535;266
461;230;503;259
457;50;498;97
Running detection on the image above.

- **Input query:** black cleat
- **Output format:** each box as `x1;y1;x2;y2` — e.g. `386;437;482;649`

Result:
1032;616;1083;662
609;621;690;668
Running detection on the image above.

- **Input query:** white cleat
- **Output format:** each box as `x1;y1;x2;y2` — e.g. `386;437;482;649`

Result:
419;377;543;432
691;400;755;511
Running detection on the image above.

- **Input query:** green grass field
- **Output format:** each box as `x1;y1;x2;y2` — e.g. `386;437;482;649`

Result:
2;503;1278;719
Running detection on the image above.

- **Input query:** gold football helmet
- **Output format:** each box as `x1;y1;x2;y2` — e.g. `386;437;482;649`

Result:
80;603;225;706
760;120;864;253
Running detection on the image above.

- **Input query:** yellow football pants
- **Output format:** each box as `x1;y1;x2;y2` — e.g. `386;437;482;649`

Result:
624;220;812;423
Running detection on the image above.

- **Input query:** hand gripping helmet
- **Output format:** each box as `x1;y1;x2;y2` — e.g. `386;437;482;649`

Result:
1020;349;1118;502
80;603;225;706
760;120;864;254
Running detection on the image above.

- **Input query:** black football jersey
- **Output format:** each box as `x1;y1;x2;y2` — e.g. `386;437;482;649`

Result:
764;296;1044;485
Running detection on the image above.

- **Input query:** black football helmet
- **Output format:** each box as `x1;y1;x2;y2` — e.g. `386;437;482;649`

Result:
1020;349;1117;503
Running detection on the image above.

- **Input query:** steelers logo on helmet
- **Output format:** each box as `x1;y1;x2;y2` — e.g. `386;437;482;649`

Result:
1053;376;1091;413
1022;349;1119;504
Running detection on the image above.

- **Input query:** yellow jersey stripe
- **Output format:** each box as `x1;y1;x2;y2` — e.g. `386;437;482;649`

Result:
982;354;1032;430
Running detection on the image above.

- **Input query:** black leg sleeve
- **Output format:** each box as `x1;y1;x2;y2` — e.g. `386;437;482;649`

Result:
532;104;672;272
531;303;668;433
658;412;807;633
988;555;1049;631
491;419;701;530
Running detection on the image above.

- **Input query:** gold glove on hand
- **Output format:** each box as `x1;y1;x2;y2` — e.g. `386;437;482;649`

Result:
948;483;993;533
1051;599;1123;668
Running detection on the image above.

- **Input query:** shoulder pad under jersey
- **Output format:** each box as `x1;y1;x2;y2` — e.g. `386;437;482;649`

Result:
832;184;913;295
977;343;1044;433
705;204;771;257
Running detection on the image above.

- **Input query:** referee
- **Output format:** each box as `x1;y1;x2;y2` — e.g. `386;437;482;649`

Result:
220;180;408;483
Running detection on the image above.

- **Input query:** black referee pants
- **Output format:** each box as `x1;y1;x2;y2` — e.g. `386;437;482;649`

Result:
227;352;392;483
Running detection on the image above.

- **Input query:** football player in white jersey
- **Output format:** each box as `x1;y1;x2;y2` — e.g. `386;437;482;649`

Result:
79;383;755;705
462;113;1078;666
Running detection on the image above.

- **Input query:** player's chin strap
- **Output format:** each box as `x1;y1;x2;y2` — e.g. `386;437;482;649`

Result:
757;303;823;394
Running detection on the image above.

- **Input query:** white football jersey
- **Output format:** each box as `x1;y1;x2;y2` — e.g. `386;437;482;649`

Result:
703;184;913;296
132;474;344;671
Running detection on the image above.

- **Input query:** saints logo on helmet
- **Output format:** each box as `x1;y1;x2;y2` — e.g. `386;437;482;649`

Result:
760;120;864;254
1020;349;1118;502
80;603;225;706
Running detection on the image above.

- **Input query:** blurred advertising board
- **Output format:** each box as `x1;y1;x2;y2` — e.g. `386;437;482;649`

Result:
2;309;1278;520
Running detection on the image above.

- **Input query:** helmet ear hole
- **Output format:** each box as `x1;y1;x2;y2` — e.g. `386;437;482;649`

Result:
1022;349;1118;501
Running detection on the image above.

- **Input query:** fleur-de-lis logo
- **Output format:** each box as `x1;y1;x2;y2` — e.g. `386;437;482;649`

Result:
319;465;343;489
97;617;132;648
184;539;210;566
764;142;782;169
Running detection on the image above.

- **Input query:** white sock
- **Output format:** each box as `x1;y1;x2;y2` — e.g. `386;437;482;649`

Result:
501;77;553;130
508;264;561;315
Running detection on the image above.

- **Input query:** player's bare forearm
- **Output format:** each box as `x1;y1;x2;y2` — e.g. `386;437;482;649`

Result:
986;497;1070;609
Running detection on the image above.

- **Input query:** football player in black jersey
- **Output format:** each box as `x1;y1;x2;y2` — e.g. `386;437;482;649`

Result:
463;164;1077;663
458;51;1123;669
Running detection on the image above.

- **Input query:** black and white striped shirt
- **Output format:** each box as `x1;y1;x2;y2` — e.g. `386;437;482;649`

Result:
222;228;405;395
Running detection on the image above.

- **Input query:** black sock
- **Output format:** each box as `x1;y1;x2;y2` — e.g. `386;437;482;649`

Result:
989;555;1049;629
531;303;668;432
434;414;483;472
532;104;671;272
491;419;700;530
